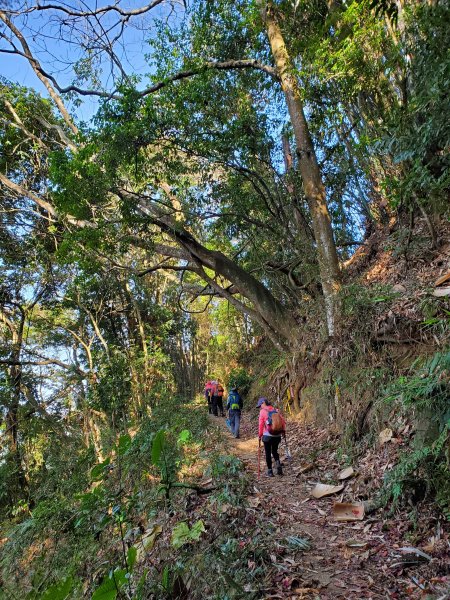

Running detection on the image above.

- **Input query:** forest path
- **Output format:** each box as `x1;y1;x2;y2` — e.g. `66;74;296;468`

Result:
210;412;411;599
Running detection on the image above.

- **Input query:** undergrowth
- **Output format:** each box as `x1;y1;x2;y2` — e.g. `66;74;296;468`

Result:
0;396;254;599
381;350;450;519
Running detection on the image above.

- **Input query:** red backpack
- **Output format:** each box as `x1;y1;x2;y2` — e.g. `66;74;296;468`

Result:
266;409;285;435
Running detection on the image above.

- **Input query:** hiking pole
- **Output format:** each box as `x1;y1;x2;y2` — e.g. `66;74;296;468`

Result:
284;433;292;464
258;438;261;480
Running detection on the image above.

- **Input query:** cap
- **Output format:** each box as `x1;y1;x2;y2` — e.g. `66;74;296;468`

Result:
257;397;267;408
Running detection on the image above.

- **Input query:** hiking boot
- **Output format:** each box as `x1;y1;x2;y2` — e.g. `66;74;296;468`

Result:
267;469;274;477
276;460;283;476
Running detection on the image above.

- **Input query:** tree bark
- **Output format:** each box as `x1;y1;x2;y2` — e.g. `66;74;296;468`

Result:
0;306;28;491
171;227;298;349
260;1;342;336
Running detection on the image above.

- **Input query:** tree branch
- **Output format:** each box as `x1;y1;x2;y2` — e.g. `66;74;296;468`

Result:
0;53;278;100
22;0;166;19
0;358;87;377
0;9;78;135
0;172;94;228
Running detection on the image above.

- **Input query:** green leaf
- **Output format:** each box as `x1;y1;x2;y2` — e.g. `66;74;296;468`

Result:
90;458;110;481
127;546;137;572
161;566;171;591
177;429;191;445
117;434;131;455
189;519;206;540
112;569;128;589
91;569;127;600
91;576;117;600
171;522;190;549
171;520;205;549
151;430;165;465
161;565;171;593
40;576;73;600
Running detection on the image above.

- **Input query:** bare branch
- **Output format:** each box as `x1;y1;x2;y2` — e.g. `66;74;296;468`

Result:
0;358;87;378
0;171;95;228
34;116;77;151
1;97;47;150
0;9;78;135
0;54;278;100
22;1;166;19
133;60;279;98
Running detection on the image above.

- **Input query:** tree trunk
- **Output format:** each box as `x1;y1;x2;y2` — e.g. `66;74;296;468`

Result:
260;1;342;336
172;228;298;349
0;308;28;492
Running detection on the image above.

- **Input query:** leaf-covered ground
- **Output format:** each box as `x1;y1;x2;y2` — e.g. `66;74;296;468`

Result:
213;412;450;599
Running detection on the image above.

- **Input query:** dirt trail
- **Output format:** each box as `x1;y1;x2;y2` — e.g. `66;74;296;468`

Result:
210;412;444;600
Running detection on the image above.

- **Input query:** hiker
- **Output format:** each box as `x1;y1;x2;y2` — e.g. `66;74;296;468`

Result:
204;380;213;414
257;397;286;477
210;379;221;416
216;380;225;417
227;386;243;438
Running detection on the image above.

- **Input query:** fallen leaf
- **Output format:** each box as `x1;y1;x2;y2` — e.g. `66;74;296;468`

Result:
398;546;432;561
247;496;261;508
311;483;344;498
392;284;406;293
332;502;365;521
379;428;393;444
435;270;450;287
422;538;436;553
135;524;162;562
297;462;315;475
345;539;369;548
338;466;355;480
433;286;450;297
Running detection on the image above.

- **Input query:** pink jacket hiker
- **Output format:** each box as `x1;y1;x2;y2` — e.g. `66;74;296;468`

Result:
258;405;286;438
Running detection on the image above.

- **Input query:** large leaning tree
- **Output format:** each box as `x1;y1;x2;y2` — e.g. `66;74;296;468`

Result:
1;0;384;350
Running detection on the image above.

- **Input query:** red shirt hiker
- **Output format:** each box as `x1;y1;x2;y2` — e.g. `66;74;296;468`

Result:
257;397;285;477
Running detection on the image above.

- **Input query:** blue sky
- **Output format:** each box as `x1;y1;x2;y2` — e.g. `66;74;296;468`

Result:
0;1;183;122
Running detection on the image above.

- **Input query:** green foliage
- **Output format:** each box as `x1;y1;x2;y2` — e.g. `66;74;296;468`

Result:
382;351;450;517
151;429;166;466
92;568;128;600
171;520;206;549
383;425;450;519
2;0;450;595
177;429;191;445
377;3;450;211
227;367;252;397
90;458;111;482
384;351;450;416
39;576;74;600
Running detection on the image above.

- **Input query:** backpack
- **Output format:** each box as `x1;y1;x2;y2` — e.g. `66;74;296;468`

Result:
217;385;224;397
228;391;240;410
266;409;284;435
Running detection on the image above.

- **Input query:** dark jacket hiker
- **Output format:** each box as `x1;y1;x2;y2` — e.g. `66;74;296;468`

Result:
227;387;243;438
